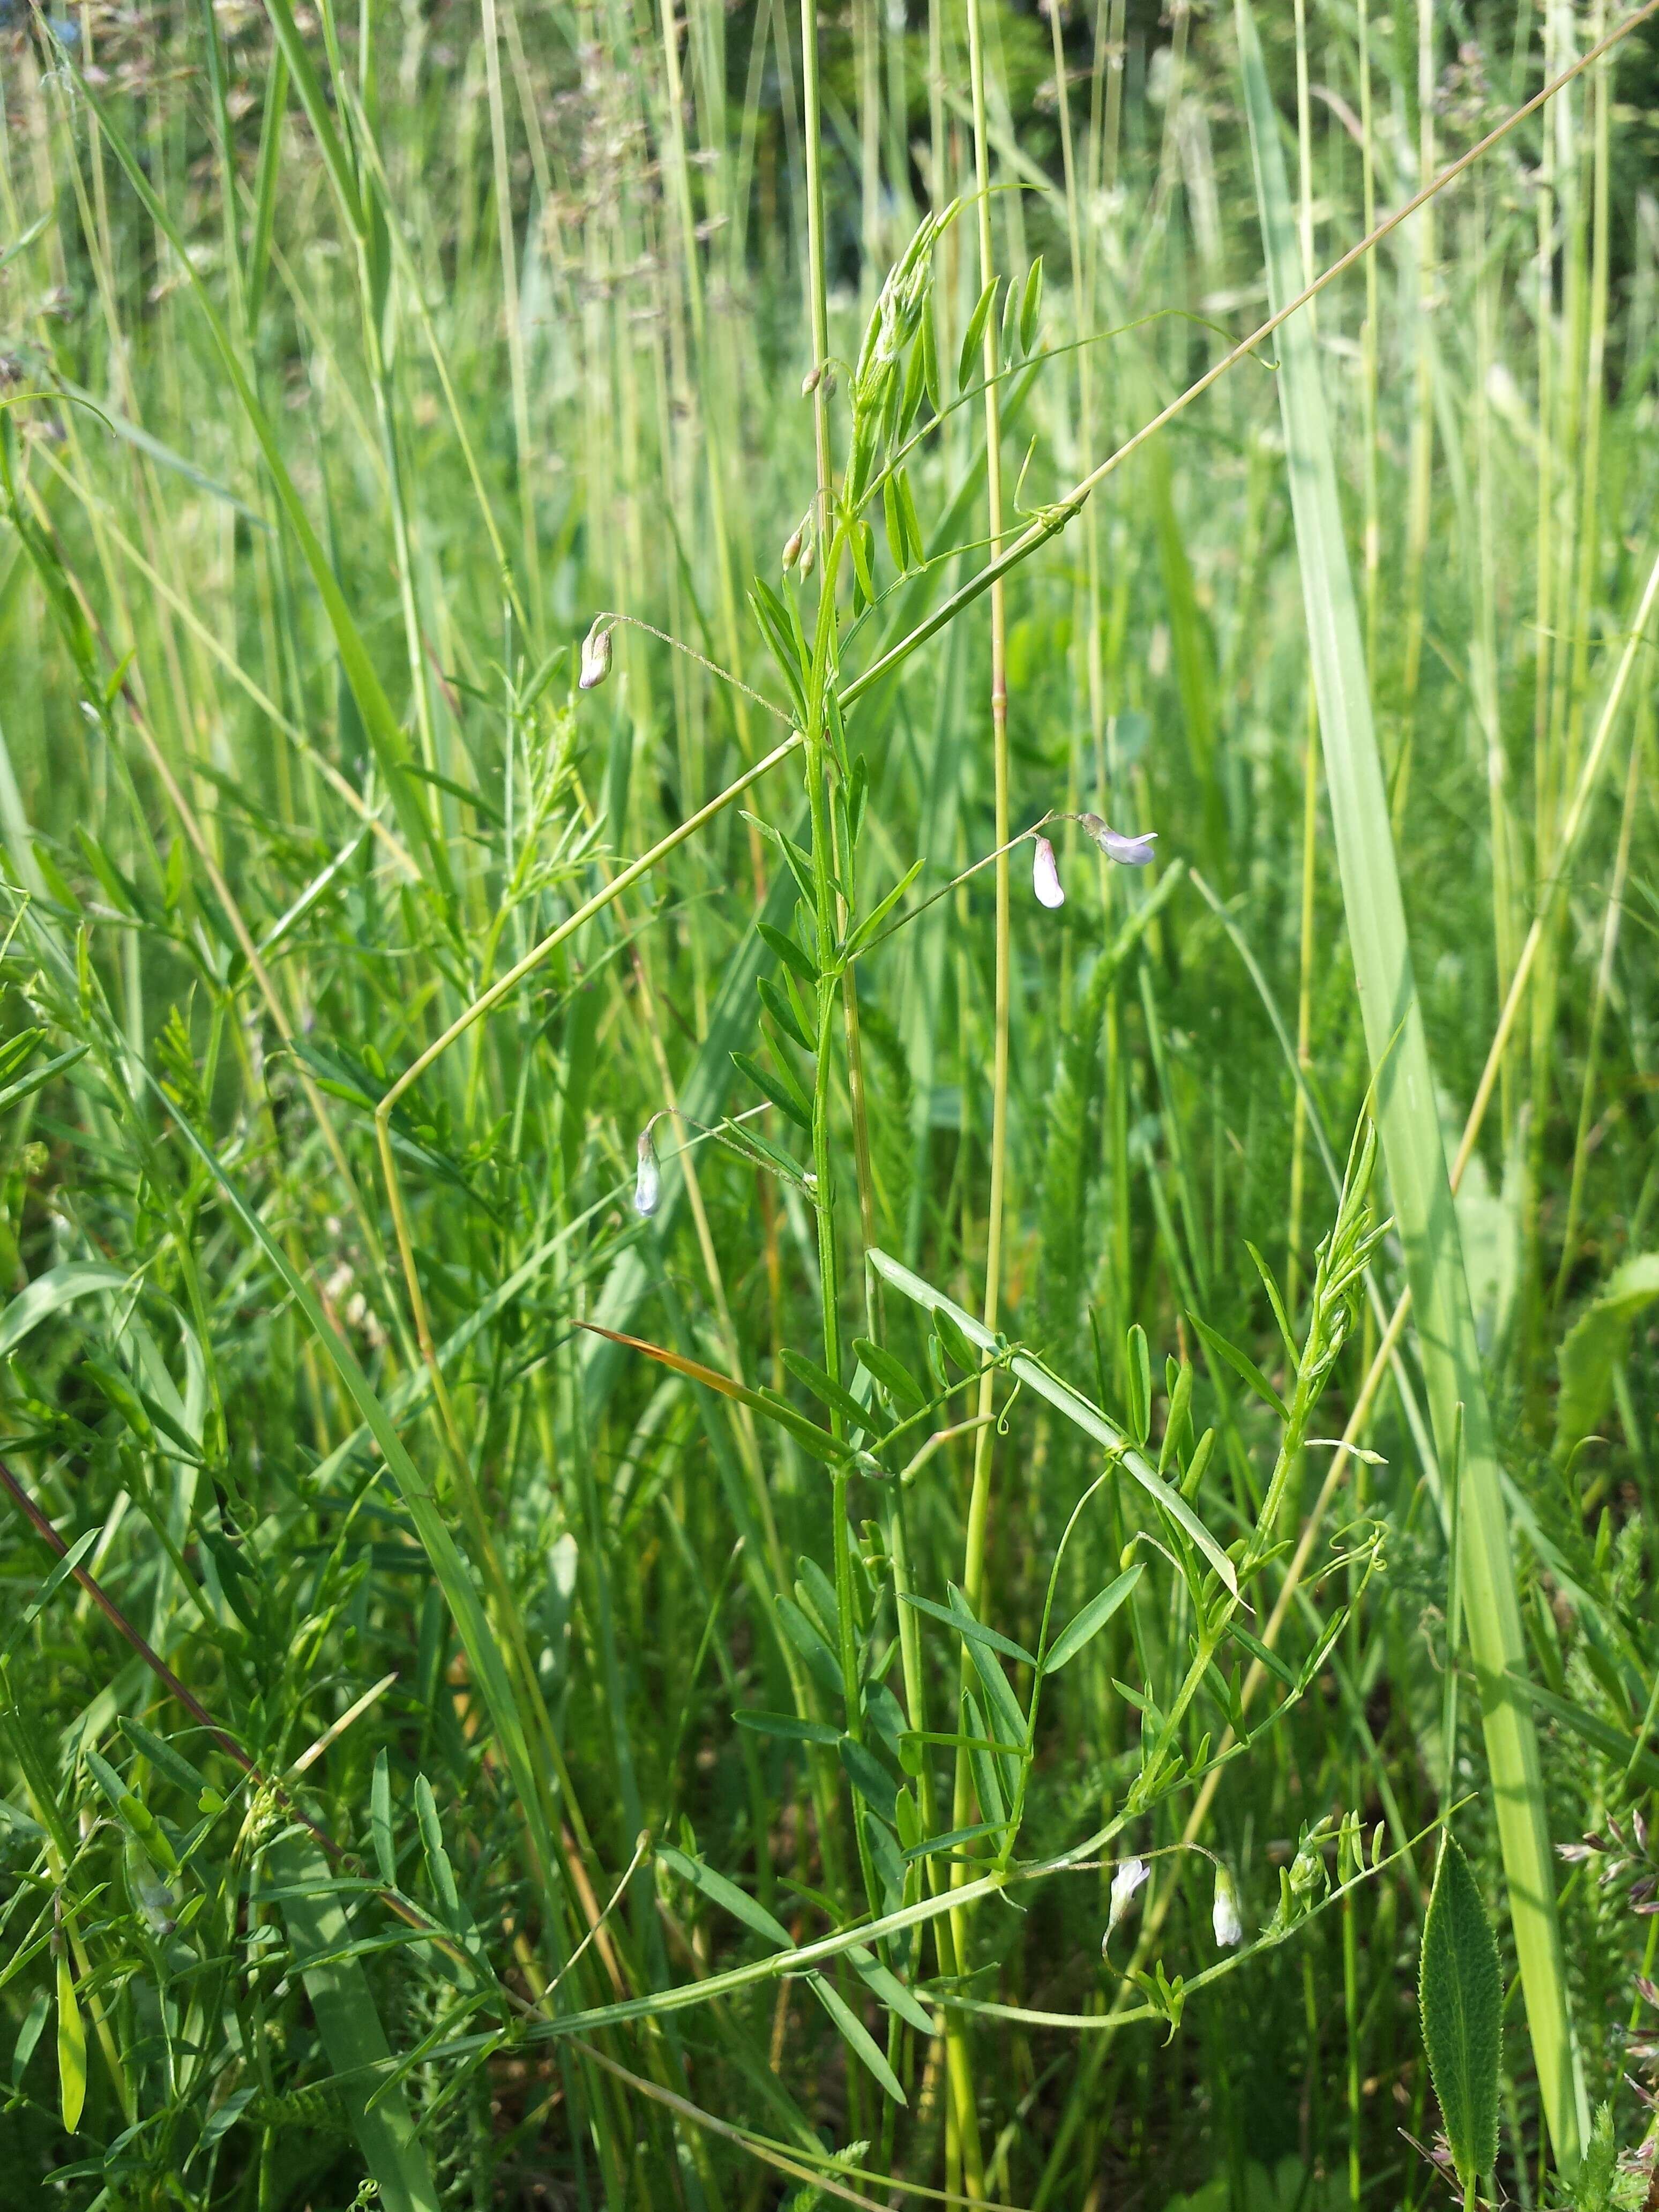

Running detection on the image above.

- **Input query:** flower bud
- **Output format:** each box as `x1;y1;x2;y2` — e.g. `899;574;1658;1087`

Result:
798;539;816;579
634;1126;661;1216
1103;1855;1149;1949
1212;1862;1242;1948
579;621;614;691
1079;812;1156;866
1032;835;1065;908
801;365;821;397
782;527;803;570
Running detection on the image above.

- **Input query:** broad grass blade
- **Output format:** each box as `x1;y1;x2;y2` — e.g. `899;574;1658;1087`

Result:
1236;0;1585;2168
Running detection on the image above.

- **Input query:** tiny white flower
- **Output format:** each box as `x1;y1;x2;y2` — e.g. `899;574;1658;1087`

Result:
634;1126;661;1216
1212;1862;1242;1948
1079;812;1156;866
1103;1855;1149;1949
1032;835;1065;909
579;620;614;691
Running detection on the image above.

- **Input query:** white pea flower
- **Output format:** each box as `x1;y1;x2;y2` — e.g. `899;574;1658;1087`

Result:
1079;812;1156;866
1212;1862;1243;1948
1103;1855;1149;1950
1032;835;1065;909
634;1126;661;1217
579;620;614;691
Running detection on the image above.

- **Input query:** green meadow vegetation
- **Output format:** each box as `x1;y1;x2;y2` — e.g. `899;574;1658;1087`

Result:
1;0;1658;2203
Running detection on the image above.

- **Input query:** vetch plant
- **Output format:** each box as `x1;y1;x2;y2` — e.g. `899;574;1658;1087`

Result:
1;3;1654;2205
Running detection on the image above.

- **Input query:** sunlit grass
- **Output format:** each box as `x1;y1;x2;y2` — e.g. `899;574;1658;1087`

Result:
1;3;1657;2206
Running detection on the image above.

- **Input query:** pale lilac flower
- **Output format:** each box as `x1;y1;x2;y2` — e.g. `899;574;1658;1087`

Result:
579;620;614;691
1103;1855;1149;1949
1212;1862;1243;1948
1032;835;1065;909
634;1126;661;1216
1079;812;1156;866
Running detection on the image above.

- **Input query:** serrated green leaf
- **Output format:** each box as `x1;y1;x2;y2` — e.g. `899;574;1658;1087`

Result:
1419;1834;1502;2195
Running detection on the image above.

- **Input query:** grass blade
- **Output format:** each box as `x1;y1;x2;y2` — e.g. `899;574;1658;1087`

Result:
1236;0;1586;2168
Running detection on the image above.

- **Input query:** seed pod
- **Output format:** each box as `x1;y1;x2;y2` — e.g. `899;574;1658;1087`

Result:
579;621;614;691
1032;835;1065;909
634;1126;661;1216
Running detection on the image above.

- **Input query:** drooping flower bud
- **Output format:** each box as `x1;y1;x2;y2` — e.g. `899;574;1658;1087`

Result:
1032;835;1065;909
634;1126;661;1217
579;620;614;691
1212;1862;1242;1948
801;365;821;398
798;539;817;579
782;527;803;570
1079;812;1156;866
1103;1855;1149;1950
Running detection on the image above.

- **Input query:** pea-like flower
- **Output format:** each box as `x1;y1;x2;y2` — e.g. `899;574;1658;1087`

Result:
1103;1855;1149;1950
1212;1862;1243;1948
1079;812;1156;866
580;620;614;691
634;1126;661;1217
1032;835;1065;908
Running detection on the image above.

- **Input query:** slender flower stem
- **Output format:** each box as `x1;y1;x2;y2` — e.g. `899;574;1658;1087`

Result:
943;0;1008;2191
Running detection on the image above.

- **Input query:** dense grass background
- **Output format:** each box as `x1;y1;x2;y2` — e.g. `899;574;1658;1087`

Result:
1;1;1658;2205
